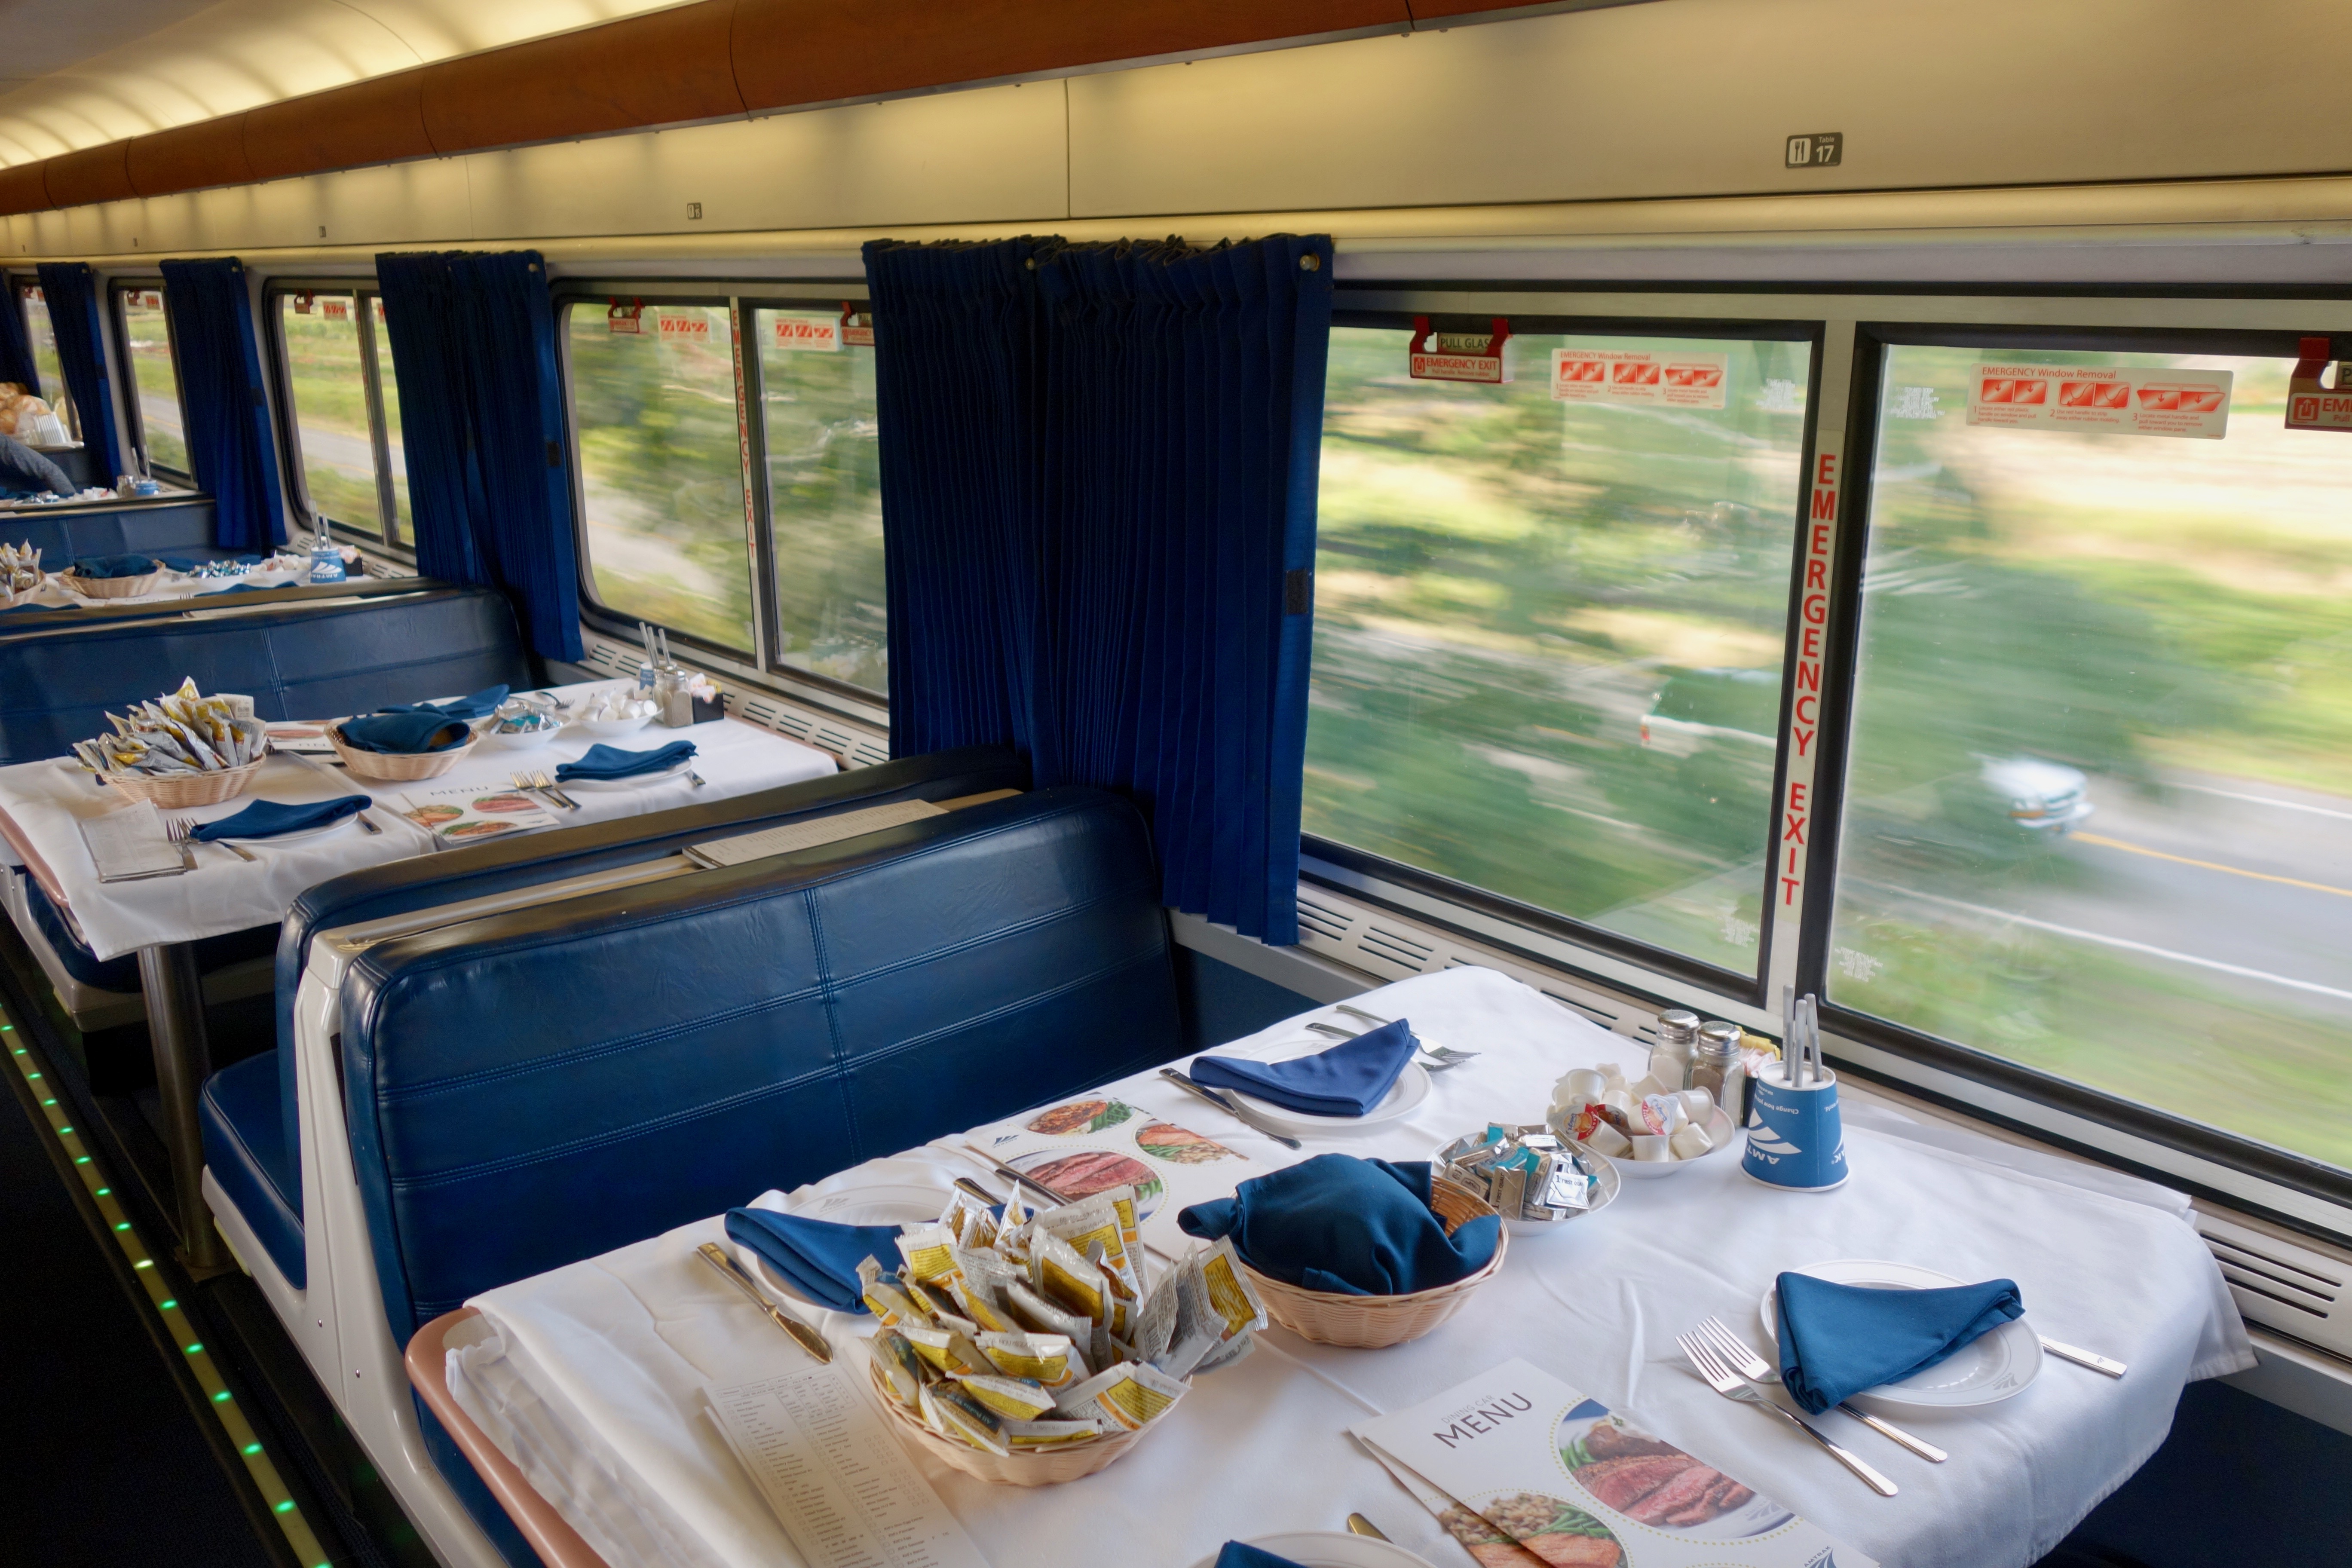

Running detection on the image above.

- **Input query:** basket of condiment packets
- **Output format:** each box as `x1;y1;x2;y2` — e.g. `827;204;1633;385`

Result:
71;680;267;808
856;1182;1265;1486
1;542;42;595
1437;1124;1618;1235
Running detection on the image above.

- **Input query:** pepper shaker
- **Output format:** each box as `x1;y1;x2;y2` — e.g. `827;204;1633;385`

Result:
1646;1008;1700;1091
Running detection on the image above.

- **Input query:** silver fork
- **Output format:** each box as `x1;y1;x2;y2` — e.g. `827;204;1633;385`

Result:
1309;1017;1480;1069
1695;1316;1947;1463
513;771;577;811
530;770;584;810
1676;1330;1899;1496
167;817;255;862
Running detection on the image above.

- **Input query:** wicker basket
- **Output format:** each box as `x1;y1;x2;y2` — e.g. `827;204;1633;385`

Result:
58;567;164;599
866;1363;1154;1486
101;759;264;808
329;723;474;781
1239;1177;1509;1349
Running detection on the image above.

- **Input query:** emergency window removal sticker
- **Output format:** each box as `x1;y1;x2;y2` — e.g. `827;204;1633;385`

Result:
1551;349;1731;410
1966;363;2231;439
773;315;842;352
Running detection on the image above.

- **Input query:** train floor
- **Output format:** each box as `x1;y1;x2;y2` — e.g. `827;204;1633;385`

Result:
2;925;2346;1568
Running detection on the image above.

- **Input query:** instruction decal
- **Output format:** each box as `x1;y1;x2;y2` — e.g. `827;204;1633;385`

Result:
1551;349;1730;410
1967;363;2231;439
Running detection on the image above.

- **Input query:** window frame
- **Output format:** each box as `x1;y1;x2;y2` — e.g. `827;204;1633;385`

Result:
262;279;405;548
109;277;192;485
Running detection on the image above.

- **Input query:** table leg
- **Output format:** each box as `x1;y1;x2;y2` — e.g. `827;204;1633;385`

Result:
137;941;223;1271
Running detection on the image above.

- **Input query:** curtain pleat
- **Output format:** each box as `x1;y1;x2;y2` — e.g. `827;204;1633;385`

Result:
0;286;40;395
158;258;288;551
374;250;584;663
32;263;124;480
865;233;1333;943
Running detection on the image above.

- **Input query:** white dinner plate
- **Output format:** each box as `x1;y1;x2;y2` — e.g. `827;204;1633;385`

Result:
1212;1053;1433;1134
555;759;695;790
735;1182;949;1309
1185;1532;1439;1568
213;815;361;845
1757;1258;2041;1411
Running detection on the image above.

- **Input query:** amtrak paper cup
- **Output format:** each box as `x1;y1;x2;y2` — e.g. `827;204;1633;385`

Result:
1740;1061;1848;1192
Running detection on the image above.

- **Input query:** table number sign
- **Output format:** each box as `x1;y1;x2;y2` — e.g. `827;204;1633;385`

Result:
1354;1358;1876;1568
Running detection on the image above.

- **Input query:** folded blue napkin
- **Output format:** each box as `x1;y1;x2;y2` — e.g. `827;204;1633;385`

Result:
724;1208;904;1313
1189;1018;1418;1118
1775;1271;2025;1414
0;600;57;614
1216;1546;1305;1568
71;553;157;579
199;582;266;596
335;712;472;754
556;740;697;782
1179;1155;1498;1297
376;685;510;722
191;795;371;841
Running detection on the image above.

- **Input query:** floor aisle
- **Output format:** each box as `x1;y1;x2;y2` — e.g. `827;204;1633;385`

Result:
0;1015;277;1568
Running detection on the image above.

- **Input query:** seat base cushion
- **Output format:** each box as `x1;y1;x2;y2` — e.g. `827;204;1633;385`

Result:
199;1050;304;1290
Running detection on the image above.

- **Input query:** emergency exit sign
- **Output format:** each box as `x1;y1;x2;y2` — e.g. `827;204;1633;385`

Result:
1785;132;1843;168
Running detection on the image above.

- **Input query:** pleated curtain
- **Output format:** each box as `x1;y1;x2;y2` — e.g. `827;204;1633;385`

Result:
0;285;40;394
374;251;584;663
31;263;125;480
158;258;288;551
864;234;1334;943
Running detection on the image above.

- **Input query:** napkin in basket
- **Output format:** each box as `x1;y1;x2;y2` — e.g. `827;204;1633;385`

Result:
1179;1154;1498;1297
376;685;510;722
1190;1017;1418;1118
191;796;371;841
724;1208;904;1313
1775;1270;2024;1414
337;712;472;754
71;553;158;579
556;740;697;782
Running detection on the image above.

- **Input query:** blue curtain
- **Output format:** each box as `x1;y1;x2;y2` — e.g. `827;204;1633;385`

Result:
159;258;287;551
0;283;38;394
375;250;583;662
865;235;1333;943
32;263;124;480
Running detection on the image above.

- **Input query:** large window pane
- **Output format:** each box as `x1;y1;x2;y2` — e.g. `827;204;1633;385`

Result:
374;297;410;539
756;309;885;692
18;286;75;440
279;293;380;530
1306;328;1814;973
120;288;188;476
567;303;750;651
1831;344;2352;1171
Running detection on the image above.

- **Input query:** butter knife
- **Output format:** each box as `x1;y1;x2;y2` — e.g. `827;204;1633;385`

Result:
1346;1515;1390;1541
1158;1066;1304;1150
957;1144;1075;1207
694;1242;832;1363
2040;1336;2127;1377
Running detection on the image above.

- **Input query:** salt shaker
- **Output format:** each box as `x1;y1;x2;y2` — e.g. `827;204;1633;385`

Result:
1691;1020;1745;1122
1646;1008;1700;1091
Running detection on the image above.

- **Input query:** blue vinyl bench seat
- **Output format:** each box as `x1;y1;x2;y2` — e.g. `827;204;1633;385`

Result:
199;1052;305;1286
0;496;227;564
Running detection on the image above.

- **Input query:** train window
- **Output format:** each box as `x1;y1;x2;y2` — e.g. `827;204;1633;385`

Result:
755;307;886;693
1830;343;2352;1171
275;291;389;538
566;300;753;652
372;298;411;541
1305;325;1814;977
14;283;77;441
115;285;190;480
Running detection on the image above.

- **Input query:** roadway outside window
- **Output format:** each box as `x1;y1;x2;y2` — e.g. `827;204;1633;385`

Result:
14;284;78;441
276;290;402;541
566;300;752;654
754;307;885;693
116;285;190;480
1830;343;2352;1174
1305;325;1815;977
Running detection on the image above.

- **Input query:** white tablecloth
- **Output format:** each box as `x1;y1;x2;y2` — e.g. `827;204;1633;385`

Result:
0;681;837;960
451;967;2251;1568
0;558;319;610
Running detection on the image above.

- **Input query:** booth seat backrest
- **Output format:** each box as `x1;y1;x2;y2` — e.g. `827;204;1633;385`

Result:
0;498;223;563
271;744;1032;1176
0;585;532;765
340;787;1179;1342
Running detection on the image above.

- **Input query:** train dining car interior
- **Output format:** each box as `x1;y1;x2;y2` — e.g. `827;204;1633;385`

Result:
4;2;2352;1565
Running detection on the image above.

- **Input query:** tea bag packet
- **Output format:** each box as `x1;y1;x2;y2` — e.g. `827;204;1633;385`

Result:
977;1329;1089;1390
1032;1230;1111;1327
950;1373;1058;1421
867;1330;927;1409
1055;1360;1189;1434
900;1322;992;1378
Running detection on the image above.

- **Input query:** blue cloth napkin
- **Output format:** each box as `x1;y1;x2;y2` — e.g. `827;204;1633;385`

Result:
191;795;371;842
1179;1154;1498;1297
336;712;472;754
1189;1018;1418;1118
556;740;697;782
71;554;157;579
0;600;57;614
375;685;510;722
724;1208;904;1313
199;582;266;596
1775;1271;2025;1414
1216;1546;1306;1568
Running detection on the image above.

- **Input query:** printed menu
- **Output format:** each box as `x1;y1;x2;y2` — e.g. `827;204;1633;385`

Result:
966;1093;1264;1251
1353;1359;1876;1568
398;782;560;844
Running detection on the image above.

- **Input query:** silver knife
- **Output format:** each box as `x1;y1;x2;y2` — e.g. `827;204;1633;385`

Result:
1159;1066;1304;1150
695;1242;832;1363
2040;1336;2127;1377
958;1144;1076;1207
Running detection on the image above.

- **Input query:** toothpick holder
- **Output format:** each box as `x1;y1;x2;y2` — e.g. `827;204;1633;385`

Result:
1740;1060;1849;1192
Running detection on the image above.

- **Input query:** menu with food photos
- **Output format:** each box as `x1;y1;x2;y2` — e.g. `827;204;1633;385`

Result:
397;782;560;845
965;1094;1265;1251
1353;1359;1876;1568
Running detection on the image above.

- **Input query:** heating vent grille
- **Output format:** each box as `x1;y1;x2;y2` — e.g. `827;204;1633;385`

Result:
1294;887;1642;1038
2197;1213;2352;1360
579;633;888;771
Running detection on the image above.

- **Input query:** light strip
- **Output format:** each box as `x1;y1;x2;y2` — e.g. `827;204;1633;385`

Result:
0;1007;334;1568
